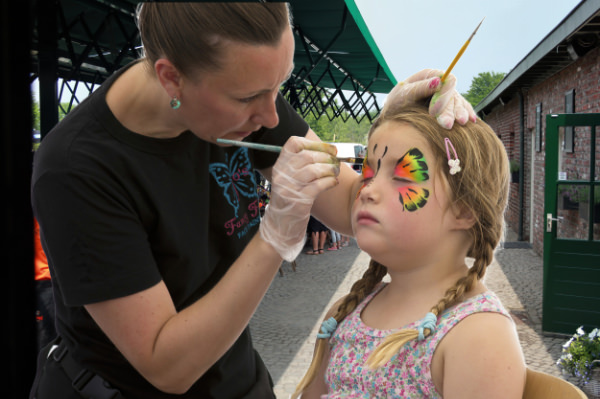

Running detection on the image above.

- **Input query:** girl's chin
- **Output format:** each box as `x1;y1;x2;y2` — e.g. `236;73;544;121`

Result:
354;238;380;259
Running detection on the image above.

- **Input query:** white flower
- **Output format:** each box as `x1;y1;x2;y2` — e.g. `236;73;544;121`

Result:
448;159;461;175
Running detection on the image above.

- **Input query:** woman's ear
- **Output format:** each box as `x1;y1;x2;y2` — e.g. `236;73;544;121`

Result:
154;58;182;97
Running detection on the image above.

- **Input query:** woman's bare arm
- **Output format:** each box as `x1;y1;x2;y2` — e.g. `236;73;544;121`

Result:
86;232;282;394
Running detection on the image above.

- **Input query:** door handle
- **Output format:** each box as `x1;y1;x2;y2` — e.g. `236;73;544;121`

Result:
546;213;564;232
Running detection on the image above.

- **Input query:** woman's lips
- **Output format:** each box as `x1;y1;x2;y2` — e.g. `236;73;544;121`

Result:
235;131;253;139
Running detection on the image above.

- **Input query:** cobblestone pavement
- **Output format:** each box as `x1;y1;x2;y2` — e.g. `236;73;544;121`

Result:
249;231;576;398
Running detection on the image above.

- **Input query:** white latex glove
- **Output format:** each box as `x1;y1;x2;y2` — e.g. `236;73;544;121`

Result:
260;137;339;262
383;69;477;129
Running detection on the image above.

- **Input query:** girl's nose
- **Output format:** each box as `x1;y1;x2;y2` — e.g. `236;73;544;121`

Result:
357;178;380;203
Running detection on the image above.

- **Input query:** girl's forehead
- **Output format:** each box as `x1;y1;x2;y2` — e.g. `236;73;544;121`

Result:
368;122;430;155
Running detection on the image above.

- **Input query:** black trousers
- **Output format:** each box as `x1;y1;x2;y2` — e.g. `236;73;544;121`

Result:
35;279;57;352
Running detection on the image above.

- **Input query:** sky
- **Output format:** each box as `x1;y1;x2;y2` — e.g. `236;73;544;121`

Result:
354;0;583;97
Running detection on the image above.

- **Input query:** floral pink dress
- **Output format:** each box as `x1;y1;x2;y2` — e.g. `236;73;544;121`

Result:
322;284;511;398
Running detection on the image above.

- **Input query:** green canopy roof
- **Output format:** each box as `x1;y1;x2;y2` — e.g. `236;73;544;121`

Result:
31;0;397;131
283;0;396;122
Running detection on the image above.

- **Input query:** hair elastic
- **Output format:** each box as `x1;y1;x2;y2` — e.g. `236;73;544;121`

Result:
317;317;338;339
417;312;438;341
444;137;461;175
170;96;181;110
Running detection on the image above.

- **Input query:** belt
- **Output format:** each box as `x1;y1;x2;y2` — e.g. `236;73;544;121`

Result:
49;339;125;399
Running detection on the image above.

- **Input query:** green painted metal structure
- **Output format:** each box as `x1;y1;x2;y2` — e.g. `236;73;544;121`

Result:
30;0;397;136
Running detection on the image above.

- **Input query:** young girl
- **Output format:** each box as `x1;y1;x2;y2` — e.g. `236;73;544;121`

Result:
293;102;526;398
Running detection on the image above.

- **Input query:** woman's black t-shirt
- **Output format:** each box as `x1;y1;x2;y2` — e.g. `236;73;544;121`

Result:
31;62;308;398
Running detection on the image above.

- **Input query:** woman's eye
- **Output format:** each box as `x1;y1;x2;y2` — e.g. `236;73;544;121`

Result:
239;95;259;103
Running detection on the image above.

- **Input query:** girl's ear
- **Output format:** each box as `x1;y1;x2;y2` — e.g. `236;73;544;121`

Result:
154;58;182;97
450;204;476;231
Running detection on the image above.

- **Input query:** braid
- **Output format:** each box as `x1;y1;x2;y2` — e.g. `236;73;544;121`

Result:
291;260;387;398
367;235;499;369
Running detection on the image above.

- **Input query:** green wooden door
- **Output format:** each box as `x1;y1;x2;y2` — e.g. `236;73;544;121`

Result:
543;113;600;335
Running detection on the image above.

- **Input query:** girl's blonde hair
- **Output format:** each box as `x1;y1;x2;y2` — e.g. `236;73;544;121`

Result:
292;103;510;398
136;2;291;78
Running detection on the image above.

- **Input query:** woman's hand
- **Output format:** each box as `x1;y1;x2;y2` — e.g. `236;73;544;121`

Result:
383;69;477;129
260;136;340;261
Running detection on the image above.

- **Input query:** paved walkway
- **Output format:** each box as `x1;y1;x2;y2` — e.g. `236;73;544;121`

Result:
249;230;575;398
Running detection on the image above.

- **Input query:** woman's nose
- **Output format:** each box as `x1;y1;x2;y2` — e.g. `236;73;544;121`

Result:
251;93;279;129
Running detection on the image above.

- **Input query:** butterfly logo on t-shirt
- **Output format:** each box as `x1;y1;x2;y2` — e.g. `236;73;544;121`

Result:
209;147;257;217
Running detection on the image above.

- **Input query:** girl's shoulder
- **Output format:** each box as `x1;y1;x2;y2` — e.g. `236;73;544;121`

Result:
434;301;526;397
434;291;514;351
431;291;525;397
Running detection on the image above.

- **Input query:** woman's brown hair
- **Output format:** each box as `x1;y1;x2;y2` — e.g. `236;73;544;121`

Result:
292;103;510;398
136;2;291;78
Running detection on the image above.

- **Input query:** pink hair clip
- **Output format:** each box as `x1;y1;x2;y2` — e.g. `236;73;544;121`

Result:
444;138;461;175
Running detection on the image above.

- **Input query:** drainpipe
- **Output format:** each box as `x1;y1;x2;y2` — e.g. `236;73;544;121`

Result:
518;91;525;241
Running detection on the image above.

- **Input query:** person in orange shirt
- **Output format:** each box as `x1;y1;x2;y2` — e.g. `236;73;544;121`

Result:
34;218;56;351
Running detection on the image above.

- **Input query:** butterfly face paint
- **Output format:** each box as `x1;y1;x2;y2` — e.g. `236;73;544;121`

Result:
357;144;430;211
395;148;430;212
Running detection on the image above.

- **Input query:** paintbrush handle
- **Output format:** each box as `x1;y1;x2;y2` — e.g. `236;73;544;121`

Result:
440;42;470;83
216;138;365;162
216;138;282;153
440;17;485;83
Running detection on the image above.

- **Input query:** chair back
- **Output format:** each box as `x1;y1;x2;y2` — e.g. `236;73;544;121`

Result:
523;368;587;398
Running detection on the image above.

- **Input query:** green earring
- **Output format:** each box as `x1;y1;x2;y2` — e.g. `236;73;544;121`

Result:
170;96;181;110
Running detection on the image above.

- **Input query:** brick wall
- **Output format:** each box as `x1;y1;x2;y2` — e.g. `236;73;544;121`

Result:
481;47;600;255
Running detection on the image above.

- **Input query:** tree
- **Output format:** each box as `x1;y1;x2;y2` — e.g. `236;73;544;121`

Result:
462;71;505;107
32;100;40;131
304;109;371;144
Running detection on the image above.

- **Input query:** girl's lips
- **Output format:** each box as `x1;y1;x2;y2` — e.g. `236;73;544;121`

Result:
356;210;378;224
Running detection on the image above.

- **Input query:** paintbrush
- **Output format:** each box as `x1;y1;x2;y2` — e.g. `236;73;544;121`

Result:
216;138;361;163
440;17;485;83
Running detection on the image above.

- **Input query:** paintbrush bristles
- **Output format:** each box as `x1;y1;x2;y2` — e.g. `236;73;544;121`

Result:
440;17;485;83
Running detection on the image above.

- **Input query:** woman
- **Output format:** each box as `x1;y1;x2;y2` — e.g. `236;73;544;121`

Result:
30;3;474;398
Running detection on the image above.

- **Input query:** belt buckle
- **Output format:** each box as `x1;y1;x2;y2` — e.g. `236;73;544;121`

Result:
50;343;67;362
